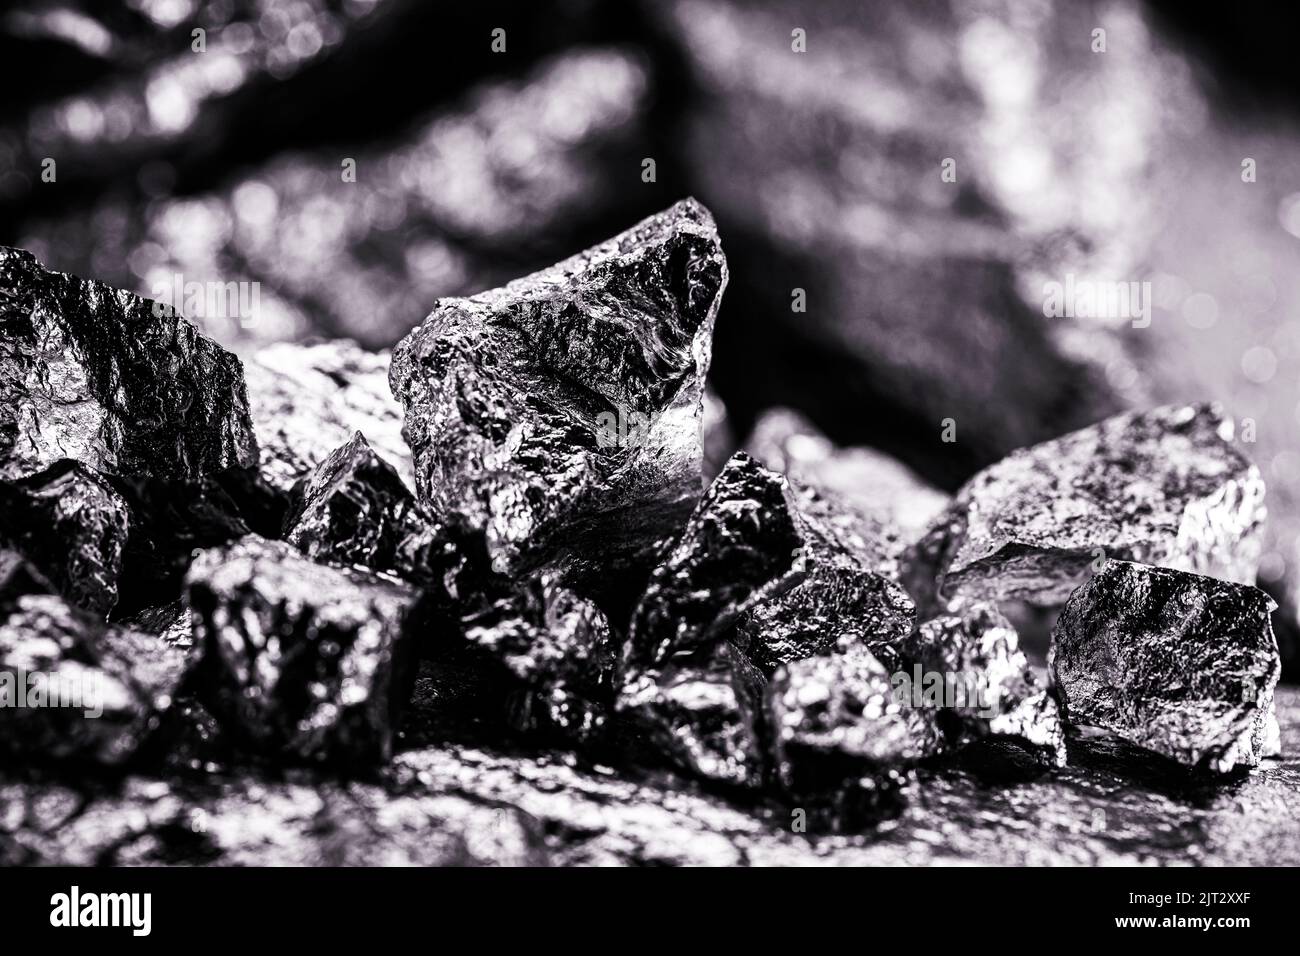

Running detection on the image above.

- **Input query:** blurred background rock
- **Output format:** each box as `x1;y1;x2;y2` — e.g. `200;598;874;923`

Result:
2;0;1299;672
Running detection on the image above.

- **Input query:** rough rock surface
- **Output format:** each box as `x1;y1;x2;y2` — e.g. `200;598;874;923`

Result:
767;640;942;829
244;341;413;496
1051;560;1280;773
0;581;186;767
284;431;444;584
905;603;1065;765
0;246;257;482
185;536;423;766
627;452;914;677
929;404;1265;609
455;573;618;744
389;199;727;580
0;461;129;615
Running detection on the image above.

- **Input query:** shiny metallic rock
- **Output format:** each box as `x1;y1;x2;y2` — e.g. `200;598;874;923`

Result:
1051;560;1281;773
389;199;727;579
0;586;186;767
457;573;618;744
0;461;128;615
0;246;257;483
932;403;1265;609
185;535;423;766
244;341;414;497
283;431;444;584
905;602;1065;765
627;452;915;677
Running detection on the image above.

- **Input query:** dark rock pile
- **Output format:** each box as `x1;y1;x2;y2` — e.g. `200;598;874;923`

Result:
0;200;1287;862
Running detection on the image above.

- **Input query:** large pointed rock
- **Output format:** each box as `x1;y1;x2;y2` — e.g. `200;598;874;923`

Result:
389;199;727;580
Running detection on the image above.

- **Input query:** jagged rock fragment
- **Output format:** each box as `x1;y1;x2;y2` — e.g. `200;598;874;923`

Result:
118;601;192;650
0;461;128;615
389;199;727;580
628;453;914;678
617;640;767;788
1051;560;1280;773
930;404;1265;609
284;431;444;584
0;586;186;766
0;246;257;483
185;535;423;765
244;341;413;496
767;640;941;830
743;406;949;542
455;573;618;743
904;603;1065;765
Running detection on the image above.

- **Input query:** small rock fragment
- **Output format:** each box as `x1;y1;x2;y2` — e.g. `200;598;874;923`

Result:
767;640;941;829
185;535;424;766
456;573;618;743
244;340;413;497
283;431;444;584
0;461;128;615
0;587;186;767
932;404;1265;609
617;641;768;789
117;601;192;651
1051;560;1280;773
904;603;1065;765
389;199;727;580
0;246;257;482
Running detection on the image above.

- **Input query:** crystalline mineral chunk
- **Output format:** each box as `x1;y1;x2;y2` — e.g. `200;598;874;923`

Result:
932;403;1265;608
1051;559;1280;773
185;535;423;765
905;602;1065;765
389;199;727;580
0;461;128;615
0;586;186;766
283;431;444;584
0;246;257;483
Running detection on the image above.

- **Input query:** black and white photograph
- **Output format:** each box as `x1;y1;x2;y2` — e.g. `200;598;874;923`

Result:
0;0;1298;924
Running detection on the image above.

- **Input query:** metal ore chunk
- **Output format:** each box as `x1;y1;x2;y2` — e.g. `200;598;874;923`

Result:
185;535;423;766
905;603;1065;765
743;406;950;544
627;452;915;678
117;601;193;651
0;461;128;615
244;341;414;497
766;641;941;829
0;590;186;767
935;403;1265;609
283;431;443;584
616;641;768;789
457;573;618;744
389;199;727;580
0;246;257;482
1050;560;1281;773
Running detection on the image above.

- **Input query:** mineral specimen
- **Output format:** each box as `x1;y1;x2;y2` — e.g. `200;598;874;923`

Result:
766;639;941;829
904;603;1065;765
0;586;186;767
455;573;618;744
0;460;128;615
627;452;914;677
929;404;1265;609
283;431;444;584
389;199;727;580
244;341;413;496
616;640;768;789
118;602;193;651
0;246;257;482
1051;560;1281;773
185;535;424;766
